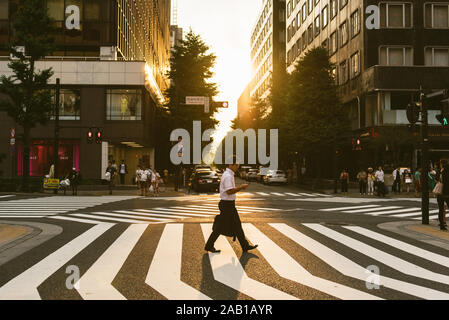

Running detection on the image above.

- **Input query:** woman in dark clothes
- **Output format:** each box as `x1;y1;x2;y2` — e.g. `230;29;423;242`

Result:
436;159;449;231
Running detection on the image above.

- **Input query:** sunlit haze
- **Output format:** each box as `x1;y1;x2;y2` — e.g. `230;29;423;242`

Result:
176;0;262;162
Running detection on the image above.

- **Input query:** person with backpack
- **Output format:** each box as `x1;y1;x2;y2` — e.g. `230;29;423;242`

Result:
340;169;349;196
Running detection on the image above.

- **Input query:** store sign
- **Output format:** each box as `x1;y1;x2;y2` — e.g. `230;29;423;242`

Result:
365;5;380;30
65;5;80;30
43;178;60;190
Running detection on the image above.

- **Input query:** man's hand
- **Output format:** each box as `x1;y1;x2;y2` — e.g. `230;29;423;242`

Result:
239;184;249;190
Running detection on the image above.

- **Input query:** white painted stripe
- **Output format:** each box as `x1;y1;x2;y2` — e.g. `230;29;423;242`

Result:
0;222;114;299
321;205;381;212
270;223;449;300
182;205;265;214
364;208;421;216
285;193;301;196
256;192;270;196
48;216;106;224
0;195;14;198
344;226;449;268
309;193;331;197
240;192;254;196
151;207;218;215
135;209;213;218
0;215;45;218
393;209;439;218
77;224;148;300
242;224;381;300
89;212;172;222
297;193;315;197
270;192;286;196
70;213;155;224
146;224;211;300
115;210;187;220
305;223;449;286
233;205;280;211
173;206;220;212
0;210;72;213
413;214;439;220
200;223;298;300
342;206;401;213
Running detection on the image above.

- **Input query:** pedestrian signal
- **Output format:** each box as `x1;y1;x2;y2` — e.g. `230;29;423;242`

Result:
95;129;102;144
87;128;93;143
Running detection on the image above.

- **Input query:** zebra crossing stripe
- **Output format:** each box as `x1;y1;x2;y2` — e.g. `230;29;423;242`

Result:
304;223;449;286
77;224;149;300
115;210;188;220
256;192;270;196
363;208;422;216
135;209;213;218
270;223;449;300
242;224;381;300
285;193;301;196
0;195;14;198
270;193;286;196
0;222;114;300
343;226;449;267
0;215;44;218
342;206;401;213
70;213;154;224
146;224;211;300
233;205;280;211
200;223;298;300
48;216;107;224
297;193;315;197
86;212;173;222
321;205;381;212
152;207;218;215
413;214;439;220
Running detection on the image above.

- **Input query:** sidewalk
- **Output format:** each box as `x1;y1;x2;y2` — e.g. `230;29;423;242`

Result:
0;223;34;249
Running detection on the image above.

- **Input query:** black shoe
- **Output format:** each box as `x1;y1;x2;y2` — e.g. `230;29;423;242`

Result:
440;226;447;231
205;246;221;253
243;244;258;252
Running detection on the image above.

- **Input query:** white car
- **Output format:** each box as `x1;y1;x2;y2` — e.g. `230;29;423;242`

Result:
264;170;288;185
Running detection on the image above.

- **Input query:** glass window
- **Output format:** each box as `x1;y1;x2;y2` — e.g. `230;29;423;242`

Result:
297;38;301;56
330;31;337;54
0;0;8;20
308;0;313;14
339;60;348;84
315;0;320;5
52;89;81;120
297;12;301;28
425;3;449;28
106;89;142;120
425;47;449;66
379;47;413;66
314;15;320;36
302;31;307;50
287;1;291;17
351;9;360;37
332;66;337;84
330;0;338;19
340;0;348;10
308;24;313;43
380;3;412;28
322;6;328;28
350;51;360;78
302;3;307;22
322;38;328;50
340;21;348;47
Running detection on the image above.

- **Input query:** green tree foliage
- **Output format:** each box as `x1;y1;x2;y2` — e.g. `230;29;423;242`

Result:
0;0;55;189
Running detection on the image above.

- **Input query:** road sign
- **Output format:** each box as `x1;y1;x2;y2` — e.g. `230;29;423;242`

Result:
10;138;15;146
10;128;15;138
185;96;206;105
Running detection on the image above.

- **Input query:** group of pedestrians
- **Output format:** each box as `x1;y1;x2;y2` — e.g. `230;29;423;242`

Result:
135;164;161;197
342;166;388;197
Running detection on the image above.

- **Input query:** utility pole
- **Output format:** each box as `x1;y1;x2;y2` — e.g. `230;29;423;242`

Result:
53;78;60;194
420;86;429;225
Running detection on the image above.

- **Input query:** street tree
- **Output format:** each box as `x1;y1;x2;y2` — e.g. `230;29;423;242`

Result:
0;0;55;190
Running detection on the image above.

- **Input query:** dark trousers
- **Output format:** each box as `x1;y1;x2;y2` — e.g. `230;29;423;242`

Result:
174;165;182;191
437;195;449;227
393;180;401;193
341;180;348;192
205;228;249;250
120;174;125;185
359;180;367;194
377;182;385;197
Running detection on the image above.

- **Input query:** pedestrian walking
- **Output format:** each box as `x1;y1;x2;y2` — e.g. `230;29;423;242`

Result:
69;167;80;196
356;169;367;195
204;156;258;253
152;169;161;196
340;169;349;195
106;161;117;195
392;167;402;194
435;159;449;231
375;166;386;197
119;160;128;185
367;168;375;195
403;169;413;193
175;136;183;191
414;168;422;196
136;165;145;196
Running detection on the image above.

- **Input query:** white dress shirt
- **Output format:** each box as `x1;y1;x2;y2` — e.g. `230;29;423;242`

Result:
375;170;385;182
220;168;236;200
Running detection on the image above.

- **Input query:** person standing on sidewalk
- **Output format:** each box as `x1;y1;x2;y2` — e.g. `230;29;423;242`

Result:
119;160;128;185
69;167;80;196
375;166;386;197
392;167;402;194
367;168;375;195
340;169;349;196
414;168;422;197
106;162;117;195
204;156;258;253
357;169;367;195
403;169;413;193
436;159;449;231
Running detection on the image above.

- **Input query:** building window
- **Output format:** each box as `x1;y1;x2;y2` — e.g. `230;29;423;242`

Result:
331;66;338;84
379;46;413;66
106;89;142;120
302;3;307;22
308;24;313;43
322;38;328;50
302;31;307;50
330;0;338;19
339;60;348;84
297;12;301;28
339;21;348;47
340;0;348;10
314;15;321;36
350;51;360;78
351;9;361;37
308;0;313;14
297;38;302;56
287;1;292;17
322;6;329;28
425;3;449;28
425;47;449;66
51;89;81;120
380;2;412;28
329;31;337;54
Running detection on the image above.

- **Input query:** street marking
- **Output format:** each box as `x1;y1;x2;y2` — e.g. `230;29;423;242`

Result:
242;224;381;300
151;207;218;215
77;224;148;300
0;215;44;218
0;195;14;198
285;193;301;196
115;210;188;220
135;209;213;218
200;223;298;300
344;226;449;268
0;222;114;299
48;216;106;224
413;214;439;220
342;206;401;213
297;193;315;197
70;213;155;224
233;205;280;211
305;223;449;286
146;224;211;300
393;209;439;218
321;205;381;212
364;208;422;216
87;212;173;222
256;192;270;196
270;223;449;300
270;192;286;196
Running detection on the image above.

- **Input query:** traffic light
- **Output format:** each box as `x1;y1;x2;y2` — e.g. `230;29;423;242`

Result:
436;98;449;128
87;128;94;143
406;102;420;125
352;138;362;151
95;129;102;144
212;101;229;108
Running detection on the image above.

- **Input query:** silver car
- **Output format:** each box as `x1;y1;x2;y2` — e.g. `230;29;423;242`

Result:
264;170;288;185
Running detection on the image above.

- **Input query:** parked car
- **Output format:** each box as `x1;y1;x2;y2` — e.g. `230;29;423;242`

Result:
264;170;288;185
239;166;252;180
257;167;270;183
189;170;220;192
246;168;259;181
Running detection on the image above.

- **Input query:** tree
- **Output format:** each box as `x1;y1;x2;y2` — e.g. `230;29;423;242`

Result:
0;0;55;190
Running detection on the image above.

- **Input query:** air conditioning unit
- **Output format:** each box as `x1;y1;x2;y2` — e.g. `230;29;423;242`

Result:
100;46;117;61
10;46;25;60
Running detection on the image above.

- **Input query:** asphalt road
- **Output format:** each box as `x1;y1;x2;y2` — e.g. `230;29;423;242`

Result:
0;180;448;300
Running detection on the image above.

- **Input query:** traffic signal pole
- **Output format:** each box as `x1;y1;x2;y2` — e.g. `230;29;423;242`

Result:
420;88;430;225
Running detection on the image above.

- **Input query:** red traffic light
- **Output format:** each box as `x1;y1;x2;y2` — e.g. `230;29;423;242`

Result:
356;139;361;145
88;131;93;138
